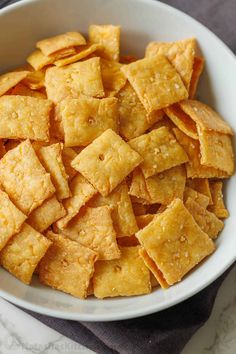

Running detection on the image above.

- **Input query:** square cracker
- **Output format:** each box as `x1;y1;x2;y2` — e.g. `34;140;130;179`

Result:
189;56;205;99
185;197;224;239
136;198;215;285
88;183;138;237
39;231;97;299
71;129;143;196
121;55;188;113
0;96;52;141
164;104;198;139
0;189;27;251
208;181;229;219
0;71;29;97
129;127;188;178
186;178;212;204
183;186;210;209
37;143;71;200
58;206;120;261
0;223;51;285
54;44;102;67
45;57;105;103
145;38;196;89
179;100;233;135
0;140;55;215
100;59;127;97
173;128;228;178
198;130;234;176
93;246;151;298
27;196;66;232
89;25;120;61
36;31;86;56
60;96;119;147
56;174;97;229
117;83;160;140
129;165;186;205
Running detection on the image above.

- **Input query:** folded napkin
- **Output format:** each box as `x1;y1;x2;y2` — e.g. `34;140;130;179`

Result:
1;0;235;353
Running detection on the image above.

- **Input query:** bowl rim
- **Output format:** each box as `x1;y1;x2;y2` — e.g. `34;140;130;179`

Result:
0;0;236;322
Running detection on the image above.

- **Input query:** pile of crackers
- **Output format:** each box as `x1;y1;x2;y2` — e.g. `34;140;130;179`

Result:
0;26;234;299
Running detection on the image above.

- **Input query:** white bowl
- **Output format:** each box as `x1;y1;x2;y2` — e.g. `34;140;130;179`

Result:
0;0;235;322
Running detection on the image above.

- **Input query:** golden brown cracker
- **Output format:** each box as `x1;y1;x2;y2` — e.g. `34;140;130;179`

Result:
39;232;97;299
0;96;52;141
58;206;120;260
185;197;224;239
0;140;55;214
136;198;215;285
189;56;204;99
121;55;188;113
129;127;188;178
36;31;86;56
0;71;29;97
27;196;66;232
0;223;51;285
93;246;151;298
208;181;229;218
145;38;196;89
71;129;143;196
89;25;120;61
60;96;118;147
45;57;105;103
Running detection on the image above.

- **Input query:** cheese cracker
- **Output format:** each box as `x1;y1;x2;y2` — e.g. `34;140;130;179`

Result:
71;129;143;196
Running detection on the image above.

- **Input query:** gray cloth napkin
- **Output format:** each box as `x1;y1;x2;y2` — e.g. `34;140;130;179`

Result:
1;0;235;353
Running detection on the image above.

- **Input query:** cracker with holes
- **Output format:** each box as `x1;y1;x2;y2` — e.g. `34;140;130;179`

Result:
0;96;52;141
100;58;127;97
89;25;120;61
93;246;151;298
88;183;138;237
39;232;97;299
121;55;188;113
0;71;30;97
145;38;196;90
173;128;228;178
56;174;97;229
27;196;66;232
0;189;27;251
129;127;188;178
136;198;215;286
45;57;104;103
38;143;71;200
0;140;55;214
60;96;118;147
130;165;186;205
185;197;224;239
36;31;86;56
58;206;120;260
208;181;229;218
0;223;52;284
71;129;142;196
183;186;210;208
117;83;160;140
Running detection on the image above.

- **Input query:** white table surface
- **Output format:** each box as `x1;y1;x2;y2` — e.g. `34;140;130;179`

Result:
0;264;235;354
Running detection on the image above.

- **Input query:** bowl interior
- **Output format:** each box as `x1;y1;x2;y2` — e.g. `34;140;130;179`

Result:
0;0;235;321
